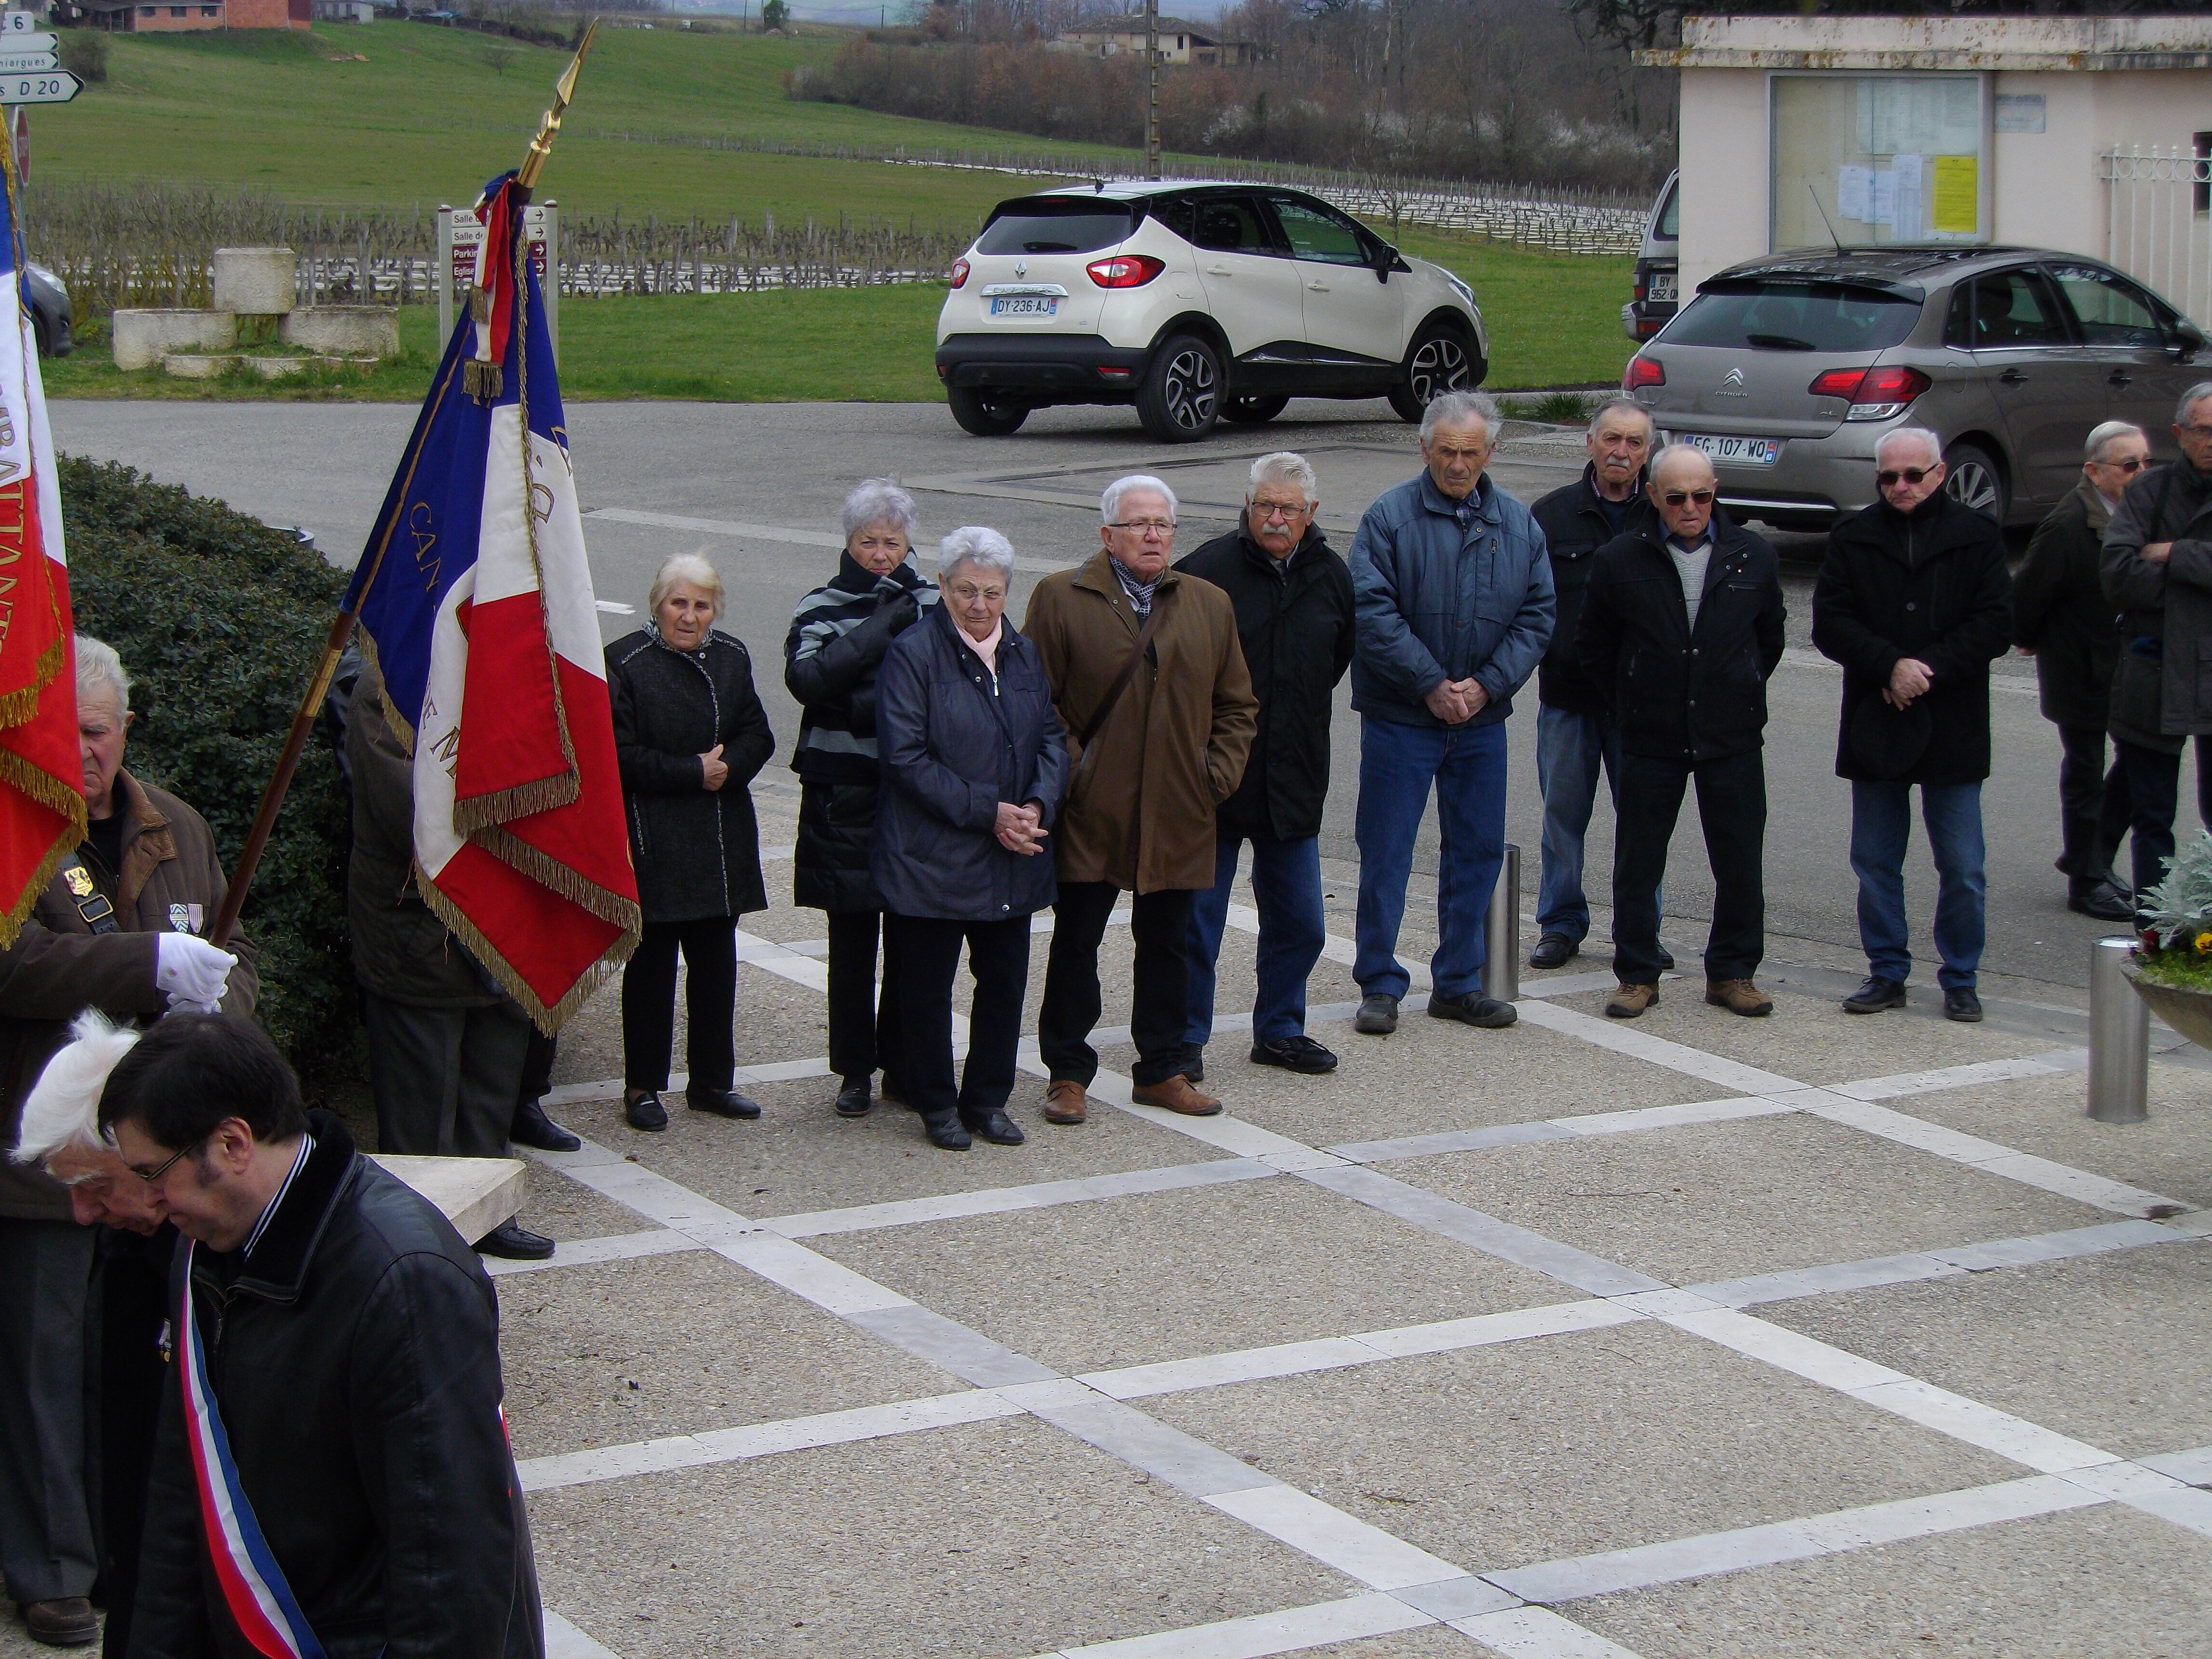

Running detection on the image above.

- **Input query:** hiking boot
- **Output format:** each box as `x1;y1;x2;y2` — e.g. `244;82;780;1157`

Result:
1606;982;1659;1019
1705;978;1773;1017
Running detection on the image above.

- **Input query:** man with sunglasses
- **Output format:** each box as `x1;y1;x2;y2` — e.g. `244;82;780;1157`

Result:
1813;428;2013;1023
99;1012;544;1659
1577;445;1785;1019
2102;384;2212;921
2014;422;2147;923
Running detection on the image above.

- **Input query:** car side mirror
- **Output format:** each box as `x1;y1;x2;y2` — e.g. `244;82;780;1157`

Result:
2173;319;2207;360
1375;244;1398;283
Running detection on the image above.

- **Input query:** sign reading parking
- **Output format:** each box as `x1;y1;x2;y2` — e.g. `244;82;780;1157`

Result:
0;70;76;104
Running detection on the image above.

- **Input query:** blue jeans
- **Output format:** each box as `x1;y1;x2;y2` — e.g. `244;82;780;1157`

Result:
1186;833;1326;1048
1850;780;1986;991
1535;703;1623;945
1354;714;1508;1000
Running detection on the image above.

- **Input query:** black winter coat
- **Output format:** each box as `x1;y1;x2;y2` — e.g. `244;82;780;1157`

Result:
131;1114;542;1659
784;554;938;913
1531;465;1658;716
872;603;1067;923
2013;480;2122;731
1173;524;1354;842
1812;492;2013;785
2100;457;2212;751
1576;511;1786;763
607;628;775;924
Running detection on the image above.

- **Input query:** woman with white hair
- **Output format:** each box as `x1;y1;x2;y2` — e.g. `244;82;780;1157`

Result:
606;553;775;1131
783;479;938;1121
870;528;1065;1151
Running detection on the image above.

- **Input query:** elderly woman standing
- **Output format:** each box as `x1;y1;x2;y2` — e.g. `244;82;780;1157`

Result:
609;553;775;1131
873;528;1065;1151
784;479;938;1120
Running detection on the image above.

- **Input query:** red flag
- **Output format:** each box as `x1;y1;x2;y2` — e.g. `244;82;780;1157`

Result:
0;123;81;950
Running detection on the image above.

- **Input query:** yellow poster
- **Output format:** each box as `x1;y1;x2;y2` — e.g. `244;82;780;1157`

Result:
1932;155;1978;235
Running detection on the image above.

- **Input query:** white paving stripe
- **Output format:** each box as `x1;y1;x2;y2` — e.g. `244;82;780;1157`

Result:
1207;1485;1472;1592
1037;1592;1436;1659
1450;1606;1648;1659
1511;998;1799;1094
483;1227;700;1277
762;1157;1278;1238
542;1610;621;1659
1830;1049;2086;1101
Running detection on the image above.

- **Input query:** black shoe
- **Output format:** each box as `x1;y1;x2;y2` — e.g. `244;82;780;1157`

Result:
476;1219;556;1260
2069;881;2135;923
688;1088;762;1120
1250;1034;1338;1073
1528;933;1578;971
835;1077;874;1118
1428;989;1518;1028
961;1108;1026;1146
1843;975;1907;1014
1944;987;1984;1023
1355;993;1399;1034
1658;948;1676;972
624;1089;669;1131
1180;1043;1205;1084
509;1096;581;1153
20;1598;97;1648
921;1109;971;1151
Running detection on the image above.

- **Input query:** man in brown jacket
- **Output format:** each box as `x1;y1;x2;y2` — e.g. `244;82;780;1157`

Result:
1024;475;1258;1123
0;636;254;1649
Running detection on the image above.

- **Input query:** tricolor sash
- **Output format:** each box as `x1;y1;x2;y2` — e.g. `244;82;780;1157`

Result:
172;1242;327;1659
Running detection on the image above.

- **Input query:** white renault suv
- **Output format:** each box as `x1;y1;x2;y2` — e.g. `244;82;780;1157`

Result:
935;181;1488;442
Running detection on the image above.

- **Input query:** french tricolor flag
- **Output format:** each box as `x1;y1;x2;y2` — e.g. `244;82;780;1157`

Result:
347;171;639;1027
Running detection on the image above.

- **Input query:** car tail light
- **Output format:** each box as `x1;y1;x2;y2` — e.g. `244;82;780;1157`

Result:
948;258;970;289
1623;354;1664;391
1087;254;1165;289
1808;363;1931;421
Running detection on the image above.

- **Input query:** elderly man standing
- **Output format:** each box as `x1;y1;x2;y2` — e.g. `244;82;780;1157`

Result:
1528;397;1660;971
1349;390;1555;1035
1813;429;2013;1022
1175;452;1355;1077
0;637;251;1650
2104;384;2212;915
1577;446;1785;1018
1025;475;1257;1123
2015;421;2147;922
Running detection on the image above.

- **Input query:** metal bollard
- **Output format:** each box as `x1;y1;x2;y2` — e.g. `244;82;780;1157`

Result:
1484;843;1521;1004
2087;936;2150;1123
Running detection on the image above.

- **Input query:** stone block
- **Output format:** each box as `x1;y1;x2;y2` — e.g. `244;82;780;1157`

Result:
369;1154;525;1241
211;246;297;316
160;353;240;379
280;304;400;358
111;309;235;371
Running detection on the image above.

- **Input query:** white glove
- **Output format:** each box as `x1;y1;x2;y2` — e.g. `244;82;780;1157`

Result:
155;933;237;1012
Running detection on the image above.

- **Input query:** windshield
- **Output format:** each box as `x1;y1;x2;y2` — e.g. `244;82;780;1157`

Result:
1664;281;1919;352
1655;180;1678;243
976;200;1140;256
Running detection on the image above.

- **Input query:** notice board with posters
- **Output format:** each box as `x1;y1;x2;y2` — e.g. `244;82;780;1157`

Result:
1769;73;1990;251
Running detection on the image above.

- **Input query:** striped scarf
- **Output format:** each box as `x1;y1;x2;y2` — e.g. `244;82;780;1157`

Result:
785;553;937;782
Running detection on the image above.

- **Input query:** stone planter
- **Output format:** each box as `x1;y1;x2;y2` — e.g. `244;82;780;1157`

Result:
112;310;236;371
2122;956;2212;1049
160;353;240;379
212;247;297;316
281;305;400;359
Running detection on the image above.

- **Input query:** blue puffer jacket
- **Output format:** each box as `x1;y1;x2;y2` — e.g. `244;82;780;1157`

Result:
1348;470;1557;727
872;602;1068;923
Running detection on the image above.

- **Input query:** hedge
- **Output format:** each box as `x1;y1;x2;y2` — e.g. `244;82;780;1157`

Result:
60;455;359;1085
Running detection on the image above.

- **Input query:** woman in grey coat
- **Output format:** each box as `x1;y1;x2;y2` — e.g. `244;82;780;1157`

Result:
873;529;1065;1151
608;553;775;1132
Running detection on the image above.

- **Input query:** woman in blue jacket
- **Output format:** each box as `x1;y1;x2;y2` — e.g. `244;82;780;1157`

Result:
872;528;1066;1151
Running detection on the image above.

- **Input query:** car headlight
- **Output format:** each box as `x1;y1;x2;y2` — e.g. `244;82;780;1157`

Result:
1445;273;1475;310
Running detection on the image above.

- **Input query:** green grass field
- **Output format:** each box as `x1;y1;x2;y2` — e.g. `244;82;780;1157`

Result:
34;24;1634;398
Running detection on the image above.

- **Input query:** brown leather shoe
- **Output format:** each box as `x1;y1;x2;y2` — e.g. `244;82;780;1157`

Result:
1130;1073;1223;1116
1043;1079;1088;1125
22;1599;97;1647
1705;977;1774;1017
1605;982;1659;1019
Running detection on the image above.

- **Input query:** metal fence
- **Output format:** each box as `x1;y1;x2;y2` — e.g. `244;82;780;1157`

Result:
2104;145;2212;325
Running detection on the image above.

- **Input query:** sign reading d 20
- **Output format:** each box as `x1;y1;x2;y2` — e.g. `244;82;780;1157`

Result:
0;70;77;104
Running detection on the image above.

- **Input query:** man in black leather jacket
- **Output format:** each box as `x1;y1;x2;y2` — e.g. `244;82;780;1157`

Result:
101;1014;543;1659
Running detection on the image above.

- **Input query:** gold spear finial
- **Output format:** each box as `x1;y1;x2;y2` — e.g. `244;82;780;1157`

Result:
517;18;598;195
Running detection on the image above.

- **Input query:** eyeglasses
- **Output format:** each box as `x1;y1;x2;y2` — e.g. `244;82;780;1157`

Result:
1661;489;1715;506
2098;457;2148;474
1250;500;1310;522
1107;519;1176;537
949;582;1006;603
128;1137;204;1185
1877;468;1933;487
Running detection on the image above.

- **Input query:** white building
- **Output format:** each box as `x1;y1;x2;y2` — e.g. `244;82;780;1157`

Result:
1644;12;2212;322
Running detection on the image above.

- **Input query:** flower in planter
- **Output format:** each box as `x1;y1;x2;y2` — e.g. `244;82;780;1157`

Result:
2138;830;2212;952
2197;931;2212;955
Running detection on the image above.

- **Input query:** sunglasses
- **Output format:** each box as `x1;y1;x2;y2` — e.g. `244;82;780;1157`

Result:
2099;457;2148;474
1877;468;1933;487
1661;489;1715;506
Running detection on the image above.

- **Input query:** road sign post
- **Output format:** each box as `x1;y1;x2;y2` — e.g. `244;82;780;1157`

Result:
436;202;558;364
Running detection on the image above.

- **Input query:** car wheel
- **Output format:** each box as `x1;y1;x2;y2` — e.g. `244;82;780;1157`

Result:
1942;440;2007;523
946;385;1029;437
1221;394;1288;425
1388;322;1479;422
1137;335;1222;443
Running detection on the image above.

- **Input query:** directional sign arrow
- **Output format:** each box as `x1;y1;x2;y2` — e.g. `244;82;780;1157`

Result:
0;33;57;54
0;53;58;74
0;70;78;105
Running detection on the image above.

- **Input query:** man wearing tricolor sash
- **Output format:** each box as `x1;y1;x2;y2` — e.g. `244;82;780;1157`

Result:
100;1014;542;1659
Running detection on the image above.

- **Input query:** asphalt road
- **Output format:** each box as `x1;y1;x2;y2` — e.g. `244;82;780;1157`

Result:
53;394;2203;993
